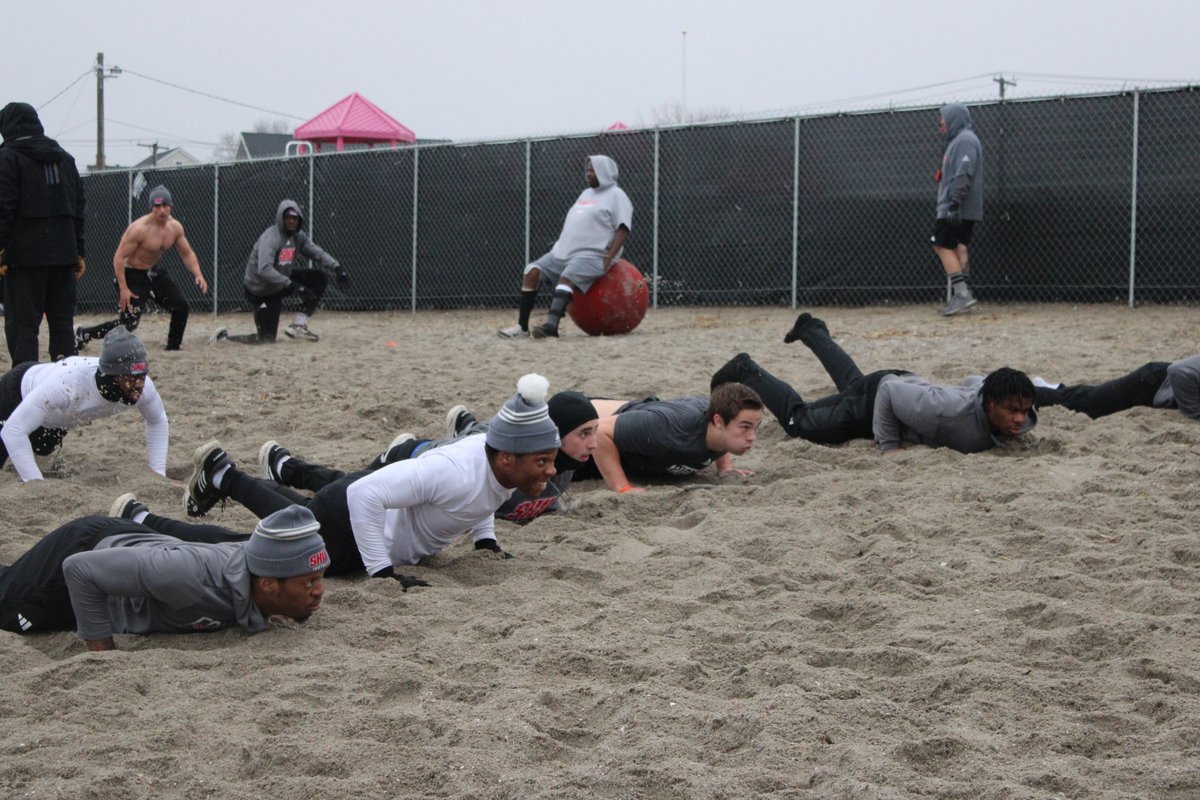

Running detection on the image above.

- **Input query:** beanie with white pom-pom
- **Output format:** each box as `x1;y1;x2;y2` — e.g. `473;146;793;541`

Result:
485;374;561;454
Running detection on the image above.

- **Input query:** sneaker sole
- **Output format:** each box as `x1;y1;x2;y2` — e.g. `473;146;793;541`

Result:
258;440;281;480
184;440;225;517
284;327;320;342
109;492;139;518
207;328;229;345
445;405;469;438
497;329;529;339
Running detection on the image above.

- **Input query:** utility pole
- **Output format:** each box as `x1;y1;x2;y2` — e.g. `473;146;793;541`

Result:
94;52;122;170
137;141;160;167
993;74;1017;102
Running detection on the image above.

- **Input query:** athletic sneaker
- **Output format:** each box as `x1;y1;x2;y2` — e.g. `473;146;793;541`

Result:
497;325;529;339
258;440;291;482
445;405;476;438
208;327;230;344
110;492;149;520
184;440;232;518
381;432;417;465
530;323;558;339
284;323;320;342
1031;376;1062;390
74;326;90;351
938;293;978;317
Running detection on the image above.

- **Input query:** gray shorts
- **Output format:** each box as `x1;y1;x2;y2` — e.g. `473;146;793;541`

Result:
525;252;607;293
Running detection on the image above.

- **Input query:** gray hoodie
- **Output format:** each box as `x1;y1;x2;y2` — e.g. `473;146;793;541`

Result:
1156;354;1200;421
872;374;1036;453
62;530;267;641
936;104;984;221
550;155;633;262
243;199;339;296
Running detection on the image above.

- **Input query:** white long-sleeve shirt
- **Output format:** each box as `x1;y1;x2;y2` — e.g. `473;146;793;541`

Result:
1;357;169;481
345;435;514;575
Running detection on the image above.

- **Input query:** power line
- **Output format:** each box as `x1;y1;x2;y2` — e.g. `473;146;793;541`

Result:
38;69;94;110
120;68;305;120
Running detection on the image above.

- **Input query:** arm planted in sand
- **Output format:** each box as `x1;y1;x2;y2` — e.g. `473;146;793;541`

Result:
593;416;644;493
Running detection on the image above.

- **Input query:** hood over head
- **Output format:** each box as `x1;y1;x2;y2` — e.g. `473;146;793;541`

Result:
275;199;305;232
586;155;619;188
0;102;68;163
940;103;972;140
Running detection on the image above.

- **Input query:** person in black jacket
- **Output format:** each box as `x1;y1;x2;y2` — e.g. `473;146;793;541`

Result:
0;102;86;364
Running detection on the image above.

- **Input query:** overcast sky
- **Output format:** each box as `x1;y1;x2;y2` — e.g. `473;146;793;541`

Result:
5;0;1196;168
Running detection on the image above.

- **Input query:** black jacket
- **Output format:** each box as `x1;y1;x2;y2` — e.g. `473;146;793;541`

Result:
0;102;86;267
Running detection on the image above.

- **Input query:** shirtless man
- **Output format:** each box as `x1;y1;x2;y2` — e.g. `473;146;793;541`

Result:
75;185;209;351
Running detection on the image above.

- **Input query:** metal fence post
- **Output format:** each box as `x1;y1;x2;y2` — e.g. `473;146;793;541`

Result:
212;164;220;314
307;156;315;241
1128;90;1140;308
524;140;531;266
411;147;420;314
792;117;800;310
652;129;660;310
126;170;133;224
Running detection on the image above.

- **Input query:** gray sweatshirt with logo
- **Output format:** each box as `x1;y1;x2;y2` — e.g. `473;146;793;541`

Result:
936;103;984;221
62;528;267;641
243;199;339;296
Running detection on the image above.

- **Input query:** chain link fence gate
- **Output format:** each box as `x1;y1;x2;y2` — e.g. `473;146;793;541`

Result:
73;86;1200;315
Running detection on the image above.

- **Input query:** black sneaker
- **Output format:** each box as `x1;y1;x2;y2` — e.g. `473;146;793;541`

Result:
530;323;559;339
381;432;417;465
258;440;290;482
110;492;149;520
184;440;232;517
444;405;477;438
74;326;89;351
711;352;755;390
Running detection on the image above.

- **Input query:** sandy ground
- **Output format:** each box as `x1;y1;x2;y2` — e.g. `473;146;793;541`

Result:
1;303;1199;800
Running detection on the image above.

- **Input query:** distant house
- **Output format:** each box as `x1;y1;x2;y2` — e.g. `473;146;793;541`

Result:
133;146;200;169
235;132;295;160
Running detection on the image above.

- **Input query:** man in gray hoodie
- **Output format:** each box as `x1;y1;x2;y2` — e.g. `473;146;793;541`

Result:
0;505;328;650
933;103;984;316
499;155;633;339
711;313;1037;455
210;200;348;344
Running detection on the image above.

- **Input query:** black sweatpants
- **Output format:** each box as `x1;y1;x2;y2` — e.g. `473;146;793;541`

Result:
3;264;77;364
1034;362;1170;420
230;268;327;344
0;515;239;635
221;466;365;576
78;267;192;350
715;318;908;444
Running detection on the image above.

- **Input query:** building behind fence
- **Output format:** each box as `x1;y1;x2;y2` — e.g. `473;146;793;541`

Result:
76;86;1200;314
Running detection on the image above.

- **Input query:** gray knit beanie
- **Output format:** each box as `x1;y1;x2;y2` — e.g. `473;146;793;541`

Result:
98;328;149;376
244;505;330;578
149;185;173;207
485;374;561;454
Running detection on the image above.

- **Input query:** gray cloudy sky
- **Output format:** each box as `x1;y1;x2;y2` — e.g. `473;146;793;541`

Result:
5;0;1195;168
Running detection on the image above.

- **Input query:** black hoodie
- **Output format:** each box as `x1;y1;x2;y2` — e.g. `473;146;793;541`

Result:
0;102;86;266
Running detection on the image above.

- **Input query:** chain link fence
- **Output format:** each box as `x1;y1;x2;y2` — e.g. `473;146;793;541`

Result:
73;85;1200;315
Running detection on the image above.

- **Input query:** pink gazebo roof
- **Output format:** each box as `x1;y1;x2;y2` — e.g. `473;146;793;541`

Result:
294;92;415;145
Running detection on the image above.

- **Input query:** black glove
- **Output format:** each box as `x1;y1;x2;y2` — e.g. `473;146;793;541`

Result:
372;566;431;591
475;539;514;559
289;280;317;301
946;203;962;226
334;266;351;291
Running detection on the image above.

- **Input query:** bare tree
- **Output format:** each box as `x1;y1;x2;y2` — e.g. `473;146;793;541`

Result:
644;102;737;127
212;118;295;161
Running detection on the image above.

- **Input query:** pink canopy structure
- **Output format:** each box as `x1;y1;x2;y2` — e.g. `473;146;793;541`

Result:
293;92;416;152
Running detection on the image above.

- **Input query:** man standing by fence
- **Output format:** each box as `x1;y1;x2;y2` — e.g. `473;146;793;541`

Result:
932;103;983;317
0;102;86;364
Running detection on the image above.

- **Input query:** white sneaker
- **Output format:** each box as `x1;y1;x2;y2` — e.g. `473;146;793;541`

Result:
258;440;290;481
497;325;529;339
284;323;320;342
1032;376;1062;390
444;405;476;438
381;432;417;465
207;327;229;344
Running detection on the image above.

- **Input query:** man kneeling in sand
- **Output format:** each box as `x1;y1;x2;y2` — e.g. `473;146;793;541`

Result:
181;375;561;588
0;506;328;650
711;312;1037;455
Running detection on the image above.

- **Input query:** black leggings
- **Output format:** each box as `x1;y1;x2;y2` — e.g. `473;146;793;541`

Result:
0;515;239;635
1035;362;1170;419
220;466;365;576
79;267;192;349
